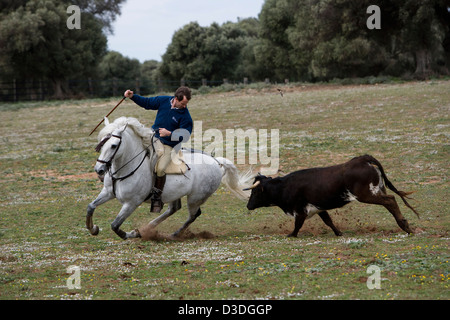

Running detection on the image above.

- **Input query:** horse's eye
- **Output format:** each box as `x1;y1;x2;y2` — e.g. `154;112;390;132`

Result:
111;144;118;149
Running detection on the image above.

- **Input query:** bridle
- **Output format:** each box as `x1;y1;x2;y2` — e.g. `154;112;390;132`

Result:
95;133;122;168
95;130;156;195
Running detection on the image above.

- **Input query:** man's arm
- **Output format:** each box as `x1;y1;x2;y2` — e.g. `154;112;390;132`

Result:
158;128;171;137
123;89;160;110
124;89;134;99
174;117;193;143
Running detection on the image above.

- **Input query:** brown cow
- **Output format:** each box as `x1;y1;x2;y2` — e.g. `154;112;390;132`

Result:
245;155;419;237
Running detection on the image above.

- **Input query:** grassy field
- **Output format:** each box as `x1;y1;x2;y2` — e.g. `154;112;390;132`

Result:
0;80;449;300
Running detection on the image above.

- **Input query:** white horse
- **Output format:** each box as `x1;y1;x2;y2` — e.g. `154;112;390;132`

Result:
86;117;252;239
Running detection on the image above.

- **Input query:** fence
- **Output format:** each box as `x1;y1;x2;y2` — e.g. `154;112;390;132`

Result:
0;77;275;102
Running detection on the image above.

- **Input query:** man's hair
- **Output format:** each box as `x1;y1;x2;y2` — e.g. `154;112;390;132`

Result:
175;86;191;101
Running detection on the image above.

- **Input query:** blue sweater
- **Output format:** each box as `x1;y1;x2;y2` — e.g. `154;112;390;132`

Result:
131;94;193;147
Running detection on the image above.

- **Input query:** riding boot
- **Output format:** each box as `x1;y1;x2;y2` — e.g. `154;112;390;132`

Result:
151;175;166;213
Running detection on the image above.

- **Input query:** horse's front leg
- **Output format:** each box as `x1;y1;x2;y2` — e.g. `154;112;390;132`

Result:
86;187;115;236
111;203;139;240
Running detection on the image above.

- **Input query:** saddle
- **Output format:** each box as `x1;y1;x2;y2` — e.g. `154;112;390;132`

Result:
153;139;188;175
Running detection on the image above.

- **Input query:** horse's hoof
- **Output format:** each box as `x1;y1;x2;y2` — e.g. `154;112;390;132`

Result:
170;232;181;240
127;229;141;239
90;225;99;236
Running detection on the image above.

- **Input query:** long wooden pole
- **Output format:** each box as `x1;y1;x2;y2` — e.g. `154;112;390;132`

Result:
89;97;126;136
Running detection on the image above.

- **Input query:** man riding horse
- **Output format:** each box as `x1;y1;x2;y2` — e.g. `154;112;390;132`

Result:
123;86;193;213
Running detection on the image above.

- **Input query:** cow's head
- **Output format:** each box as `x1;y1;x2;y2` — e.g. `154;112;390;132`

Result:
244;174;273;210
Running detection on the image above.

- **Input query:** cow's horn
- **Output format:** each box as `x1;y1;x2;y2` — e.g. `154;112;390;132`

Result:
243;180;261;191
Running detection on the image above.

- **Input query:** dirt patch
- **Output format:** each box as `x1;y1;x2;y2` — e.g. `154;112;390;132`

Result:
138;225;166;241
138;224;216;242
419;176;443;185
175;229;216;240
58;172;98;181
235;83;372;97
28;169;97;181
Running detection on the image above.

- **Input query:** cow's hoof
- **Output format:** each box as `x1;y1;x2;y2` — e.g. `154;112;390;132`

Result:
287;233;297;238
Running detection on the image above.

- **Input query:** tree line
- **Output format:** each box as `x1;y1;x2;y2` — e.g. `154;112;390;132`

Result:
1;0;449;101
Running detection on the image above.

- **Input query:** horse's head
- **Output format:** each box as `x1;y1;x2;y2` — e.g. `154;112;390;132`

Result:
94;124;128;178
93;117;155;182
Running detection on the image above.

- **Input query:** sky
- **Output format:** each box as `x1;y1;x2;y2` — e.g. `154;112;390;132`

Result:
106;0;266;63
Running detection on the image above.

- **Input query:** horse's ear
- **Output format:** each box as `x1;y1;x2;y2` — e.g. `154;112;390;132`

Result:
104;117;110;126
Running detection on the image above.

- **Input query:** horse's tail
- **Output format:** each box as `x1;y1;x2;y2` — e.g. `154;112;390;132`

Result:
215;157;255;200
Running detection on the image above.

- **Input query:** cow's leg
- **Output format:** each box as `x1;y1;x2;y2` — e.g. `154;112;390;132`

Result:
381;195;413;234
288;212;306;237
319;211;343;236
359;194;413;234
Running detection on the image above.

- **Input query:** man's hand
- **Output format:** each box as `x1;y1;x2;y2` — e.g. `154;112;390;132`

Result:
124;90;134;99
159;128;171;137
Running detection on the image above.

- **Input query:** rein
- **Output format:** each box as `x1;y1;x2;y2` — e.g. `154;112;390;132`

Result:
96;131;157;196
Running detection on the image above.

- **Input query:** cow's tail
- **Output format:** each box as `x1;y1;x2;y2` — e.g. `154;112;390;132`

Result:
365;155;420;218
215;157;255;200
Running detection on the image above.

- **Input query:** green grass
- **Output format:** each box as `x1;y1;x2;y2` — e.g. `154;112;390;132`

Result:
0;81;449;300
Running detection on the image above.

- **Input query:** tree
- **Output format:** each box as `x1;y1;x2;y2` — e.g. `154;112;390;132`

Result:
64;0;126;34
141;59;161;92
307;0;390;79
434;0;450;74
99;51;140;79
255;0;386;80
158;19;260;83
158;22;205;81
398;0;449;78
255;0;450;81
255;0;299;81
97;51;141;96
0;0;126;99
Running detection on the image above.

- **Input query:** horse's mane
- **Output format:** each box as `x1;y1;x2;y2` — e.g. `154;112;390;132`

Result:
98;117;154;146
